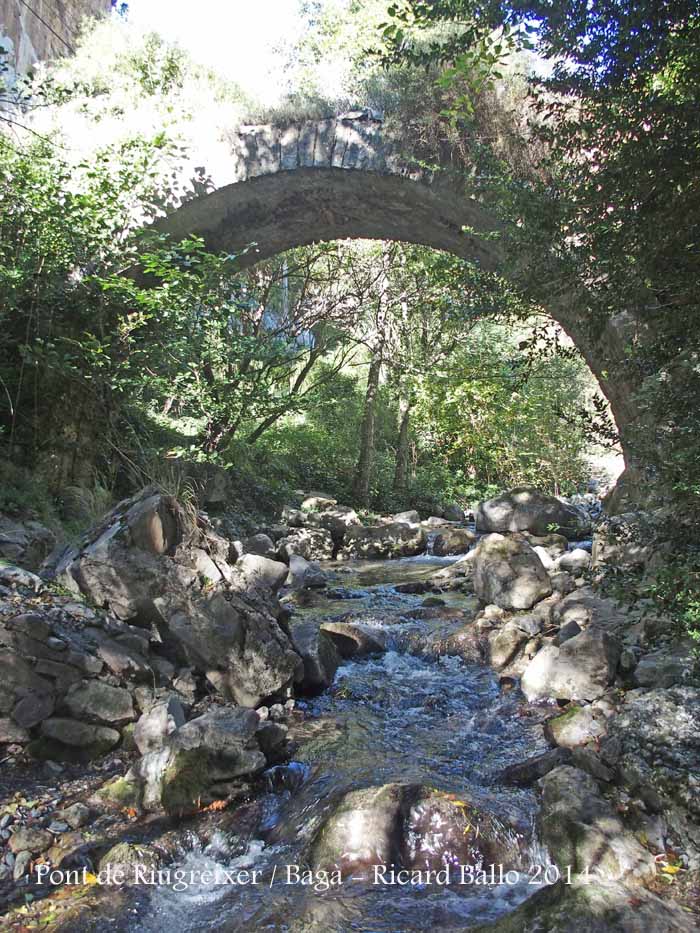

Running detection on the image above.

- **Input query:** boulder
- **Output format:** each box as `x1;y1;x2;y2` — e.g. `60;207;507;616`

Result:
54;487;232;622
442;503;465;522
290;622;341;691
338;523;427;560
522;532;569;558
432;528;476;556
538;766;655;881
557;548;592;575
499;748;572;786
633;642;696;688
544;705;608;749
241;533;277;559
228;553;289;595
0;563;43;591
312;783;525;875
64;681;135;725
286;554;327;589
277;527;334;562
473;533;552;610
301;495;337;512
11;691;54;729
429;552;475;590
163;591;301;707
134;695;185;754
391;510;420;525
476;487;587;539
124;707;266;813
520;630;621;702
9;826;53;855
488;622;529;671
320;621;386;659
38;717;120;758
0;718;29;743
318;505;361;543
99;842;161;885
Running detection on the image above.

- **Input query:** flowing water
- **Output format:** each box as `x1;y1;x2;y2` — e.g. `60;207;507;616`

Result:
91;554;553;933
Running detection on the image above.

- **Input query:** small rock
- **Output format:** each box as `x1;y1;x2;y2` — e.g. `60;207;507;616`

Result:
57;802;91;829
13;850;31;880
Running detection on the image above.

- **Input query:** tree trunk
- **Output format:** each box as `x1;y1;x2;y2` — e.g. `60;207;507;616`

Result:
352;355;382;507
392;396;411;496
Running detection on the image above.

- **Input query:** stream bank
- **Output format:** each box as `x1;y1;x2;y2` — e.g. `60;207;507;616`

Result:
0;487;698;931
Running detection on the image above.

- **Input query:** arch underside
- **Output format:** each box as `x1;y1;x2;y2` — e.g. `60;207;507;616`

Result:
154;162;631;455
157;167;503;271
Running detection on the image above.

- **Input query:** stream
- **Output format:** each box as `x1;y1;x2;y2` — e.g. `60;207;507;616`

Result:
92;553;553;932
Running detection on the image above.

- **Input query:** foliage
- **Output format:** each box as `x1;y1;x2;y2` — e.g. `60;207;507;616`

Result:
376;0;700;521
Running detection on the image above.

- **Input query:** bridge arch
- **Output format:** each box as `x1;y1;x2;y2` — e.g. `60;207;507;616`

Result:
154;115;636;465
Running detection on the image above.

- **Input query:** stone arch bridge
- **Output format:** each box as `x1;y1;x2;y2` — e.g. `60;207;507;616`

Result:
155;112;641;465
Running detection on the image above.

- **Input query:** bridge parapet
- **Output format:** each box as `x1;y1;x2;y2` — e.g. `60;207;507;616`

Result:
229;114;427;183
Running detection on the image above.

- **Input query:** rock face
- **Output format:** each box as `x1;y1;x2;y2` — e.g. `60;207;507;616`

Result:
338;523;427;560
600;687;700;867
521;630;621;702
473;534;552;610
432;528;476;556
476;487;586;538
538;766;655;882
312;783;525;875
592;512;655;570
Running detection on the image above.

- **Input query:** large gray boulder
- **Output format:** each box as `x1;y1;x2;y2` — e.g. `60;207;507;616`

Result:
55;487;231;621
476;486;587;539
473;533;552;610
338;523;427;560
53;488;301;707
521;629;621;702
162;591;301;706
442;503;465;522
286;554;327;589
